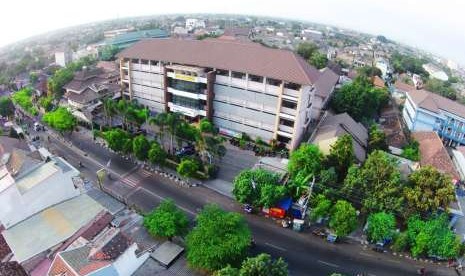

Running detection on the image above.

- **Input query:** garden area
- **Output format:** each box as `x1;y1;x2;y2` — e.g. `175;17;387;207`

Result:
96;102;227;181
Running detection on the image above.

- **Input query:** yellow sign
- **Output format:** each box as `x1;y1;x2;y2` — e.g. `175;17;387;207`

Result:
175;73;196;82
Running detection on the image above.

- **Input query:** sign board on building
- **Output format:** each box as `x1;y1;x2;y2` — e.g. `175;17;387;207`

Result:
175;73;196;82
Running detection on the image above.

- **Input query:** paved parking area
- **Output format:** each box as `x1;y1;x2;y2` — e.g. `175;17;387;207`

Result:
203;143;258;197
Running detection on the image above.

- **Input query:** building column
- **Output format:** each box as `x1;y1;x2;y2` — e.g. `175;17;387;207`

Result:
163;66;170;113
206;71;216;121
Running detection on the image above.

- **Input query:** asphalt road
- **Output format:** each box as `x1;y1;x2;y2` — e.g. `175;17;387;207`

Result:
23;121;457;276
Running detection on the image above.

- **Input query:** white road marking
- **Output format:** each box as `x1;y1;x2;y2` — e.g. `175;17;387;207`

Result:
317;260;339;268
359;252;374;257
264;242;287;252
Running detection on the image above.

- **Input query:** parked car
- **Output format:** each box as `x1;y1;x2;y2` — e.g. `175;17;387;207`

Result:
176;145;195;157
326;233;338;243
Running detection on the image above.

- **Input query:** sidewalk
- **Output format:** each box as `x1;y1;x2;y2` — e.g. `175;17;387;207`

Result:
203;179;234;198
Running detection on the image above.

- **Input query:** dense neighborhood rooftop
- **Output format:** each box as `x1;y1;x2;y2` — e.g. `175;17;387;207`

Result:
408;89;465;118
117;38;322;85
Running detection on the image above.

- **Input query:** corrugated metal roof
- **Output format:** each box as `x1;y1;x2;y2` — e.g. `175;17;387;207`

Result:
2;194;104;263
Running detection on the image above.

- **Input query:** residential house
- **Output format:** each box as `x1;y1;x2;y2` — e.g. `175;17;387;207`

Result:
63;66;120;123
373;76;386;89
403;89;465;147
48;228;149;276
411;131;460;181
309;112;368;163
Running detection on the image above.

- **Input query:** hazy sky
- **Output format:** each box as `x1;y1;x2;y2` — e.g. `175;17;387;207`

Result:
2;0;465;65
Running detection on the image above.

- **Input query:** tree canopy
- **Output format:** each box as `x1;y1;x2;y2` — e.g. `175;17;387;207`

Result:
143;199;189;239
132;134;150;160
327;134;355;178
368;124;388;153
232;169;286;208
405;215;460;258
186;204;251;271
11;87;38;115
401;140;420;161
0;96;14;118
288;143;323;180
310;194;332;222
239;253;288;276
331;77;389;122
102;128;132;153
391;52;429;79
148;141;167;166
329;200;358;237
342;150;404;214
424;78;457;100
296;42;327;69
404;166;455;218
42;107;76;133
177;158;200;179
357;66;382;78
366;212;396;243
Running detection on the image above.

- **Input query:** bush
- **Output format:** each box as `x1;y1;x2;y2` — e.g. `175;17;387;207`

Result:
392;232;408;252
401;140;419;161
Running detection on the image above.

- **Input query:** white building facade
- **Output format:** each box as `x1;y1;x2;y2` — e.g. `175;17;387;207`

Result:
118;39;323;149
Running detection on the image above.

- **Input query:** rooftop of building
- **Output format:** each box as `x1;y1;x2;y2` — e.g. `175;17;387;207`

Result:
311;112;368;162
407;89;465;119
2;194;104;263
314;68;339;99
104;29;169;46
373;76;386;88
63;67;118;94
394;80;415;92
117;38;321;85
411;131;460;180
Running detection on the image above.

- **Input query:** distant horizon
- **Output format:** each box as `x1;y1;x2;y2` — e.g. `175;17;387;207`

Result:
0;0;464;66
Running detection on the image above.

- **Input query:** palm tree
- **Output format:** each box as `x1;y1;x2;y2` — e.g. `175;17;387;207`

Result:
103;98;117;127
117;99;130;130
149;112;168;150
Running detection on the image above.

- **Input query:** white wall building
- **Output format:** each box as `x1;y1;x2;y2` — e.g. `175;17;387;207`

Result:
117;38;326;150
55;50;73;67
185;18;206;31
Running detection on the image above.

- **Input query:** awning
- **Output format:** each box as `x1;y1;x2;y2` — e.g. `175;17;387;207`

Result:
277;197;292;211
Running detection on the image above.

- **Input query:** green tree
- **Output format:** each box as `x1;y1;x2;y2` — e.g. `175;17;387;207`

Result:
366;212;396;242
100;45;121;61
357;66;382;78
186;204;251;271
143;199;189;239
403;166;455;217
214;265;239;276
406;215;460;258
38;96;54;111
102;128;132;152
368;124;388;153
42;107;76;133
329;200;358;237
103;98;117;127
296;42;318;60
331;77;389;121
424;78;456;100
401;140;420;161
288;143;323;180
11;87;38;115
232;169;284;208
239;253;288;276
327;134;355;178
390;52;429;79
342;150;404;214
199;118;215;133
29;72;38;85
177;158;200;179
132;135;150;160
309;51;328;69
0;96;14;118
310;194;332;222
148;141;167;166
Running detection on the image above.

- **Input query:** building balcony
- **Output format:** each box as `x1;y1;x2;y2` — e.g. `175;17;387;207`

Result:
278;124;294;134
230;77;247;88
167;102;206;117
283;88;299;98
167;72;207;83
215;75;230;85
264;84;280;96
167;87;207;100
248;80;265;92
280;106;297;117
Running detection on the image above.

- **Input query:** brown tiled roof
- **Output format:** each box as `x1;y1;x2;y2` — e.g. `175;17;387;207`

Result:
59;246;110;275
90;232;131;261
373;76;386;88
80;212;113;241
407;89;465;118
0;261;27;276
96;61;118;72
412;131;460;179
0;233;12;260
394;80;415;92
314;68;339;98
117;38;321;85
